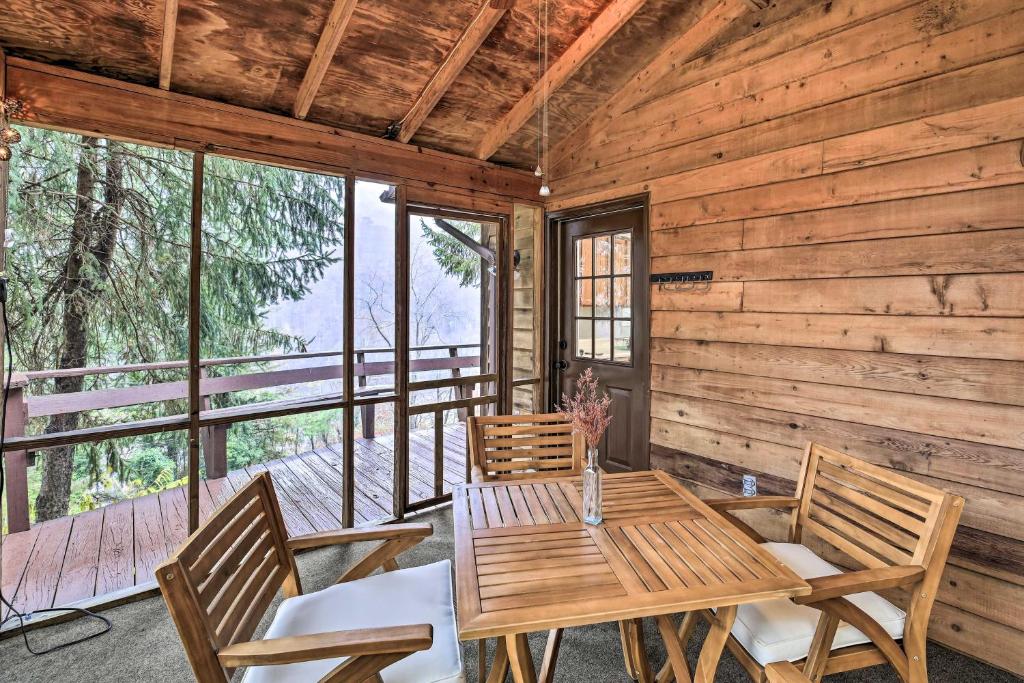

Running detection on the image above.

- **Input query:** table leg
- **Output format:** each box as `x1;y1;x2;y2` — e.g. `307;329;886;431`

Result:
693;605;738;683
538;628;563;683
619;621;638;679
507;633;538;683
655;615;693;683
621;618;653;683
486;637;510;683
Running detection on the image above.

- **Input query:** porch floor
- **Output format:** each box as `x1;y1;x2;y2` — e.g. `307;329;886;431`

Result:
1;424;467;620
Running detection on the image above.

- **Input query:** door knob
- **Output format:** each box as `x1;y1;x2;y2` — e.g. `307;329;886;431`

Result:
554;360;569;371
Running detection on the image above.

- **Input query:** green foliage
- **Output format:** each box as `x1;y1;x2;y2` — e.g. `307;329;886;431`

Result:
419;218;482;288
7;127;346;519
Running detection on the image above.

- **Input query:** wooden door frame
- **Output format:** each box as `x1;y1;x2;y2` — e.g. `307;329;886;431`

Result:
544;194;651;463
400;201;512;516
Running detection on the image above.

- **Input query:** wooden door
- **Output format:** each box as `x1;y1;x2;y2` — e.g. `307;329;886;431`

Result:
554;204;649;473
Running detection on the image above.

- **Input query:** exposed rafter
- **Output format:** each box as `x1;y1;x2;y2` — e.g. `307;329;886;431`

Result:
395;1;509;144
473;0;648;160
158;0;179;90
549;0;761;171
294;0;360;120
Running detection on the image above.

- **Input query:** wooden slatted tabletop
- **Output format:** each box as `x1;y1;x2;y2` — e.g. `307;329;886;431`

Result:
454;470;811;682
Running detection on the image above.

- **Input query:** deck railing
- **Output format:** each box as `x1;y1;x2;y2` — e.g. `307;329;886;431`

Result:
2;344;482;533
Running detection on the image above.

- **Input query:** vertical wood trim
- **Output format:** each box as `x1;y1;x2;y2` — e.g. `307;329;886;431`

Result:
158;0;179;90
0;47;8;273
473;0;650;159
293;0;360;120
394;184;409;518
532;206;546;413
498;214;512;415
342;174;356;528
187;152;204;532
397;3;508;143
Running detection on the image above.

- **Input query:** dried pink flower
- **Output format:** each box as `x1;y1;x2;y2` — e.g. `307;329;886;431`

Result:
558;368;612;448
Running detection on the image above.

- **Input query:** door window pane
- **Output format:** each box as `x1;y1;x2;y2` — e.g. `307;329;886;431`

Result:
594;278;611;318
594;320;612;361
576;237;592;277
576;279;593;316
613;232;631;274
594;235;611;275
571;229;633;365
614;321;632;362
614;276;631;318
576;319;593;358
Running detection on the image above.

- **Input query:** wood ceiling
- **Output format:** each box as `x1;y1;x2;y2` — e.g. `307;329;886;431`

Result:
0;0;759;170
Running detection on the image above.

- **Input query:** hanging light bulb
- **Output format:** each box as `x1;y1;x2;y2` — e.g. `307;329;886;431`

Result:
0;145;11;162
534;164;543;177
0;127;20;145
539;184;551;197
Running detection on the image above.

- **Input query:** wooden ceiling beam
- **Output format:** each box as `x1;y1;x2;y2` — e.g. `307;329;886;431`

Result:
395;2;510;144
158;0;179;90
473;0;648;160
294;0;360;120
548;0;761;175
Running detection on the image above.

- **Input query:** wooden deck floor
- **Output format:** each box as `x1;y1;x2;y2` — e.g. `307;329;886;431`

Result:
1;424;467;620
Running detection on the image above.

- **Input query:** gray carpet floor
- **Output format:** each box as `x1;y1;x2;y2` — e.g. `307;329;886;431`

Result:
1;507;1019;682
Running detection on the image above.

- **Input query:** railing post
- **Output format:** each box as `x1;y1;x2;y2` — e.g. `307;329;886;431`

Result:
198;367;227;479
356;352;375;439
4;372;31;533
449;346;468;422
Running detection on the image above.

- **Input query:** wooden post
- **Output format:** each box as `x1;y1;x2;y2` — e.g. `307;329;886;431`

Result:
198;366;227;479
342;174;355;528
3;373;30;532
356;350;376;439
450;345;467;422
433;409;444;498
393;185;409;519
187;152;204;533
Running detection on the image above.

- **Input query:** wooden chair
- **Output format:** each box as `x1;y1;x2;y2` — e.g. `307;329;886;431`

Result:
466;413;586;683
765;662;811;683
673;442;964;683
156;472;464;683
466;412;585;484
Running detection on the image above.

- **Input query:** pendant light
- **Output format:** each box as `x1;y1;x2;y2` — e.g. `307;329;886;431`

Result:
537;0;551;197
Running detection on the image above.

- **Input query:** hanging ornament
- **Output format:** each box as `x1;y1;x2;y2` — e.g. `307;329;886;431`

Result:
0;145;11;162
539;184;551;197
534;164;543;178
0;127;21;145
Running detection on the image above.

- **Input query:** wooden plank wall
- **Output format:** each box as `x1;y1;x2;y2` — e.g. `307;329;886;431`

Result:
548;0;1024;673
512;204;546;414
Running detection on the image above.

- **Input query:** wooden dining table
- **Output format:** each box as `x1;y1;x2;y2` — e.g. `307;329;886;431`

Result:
453;470;811;683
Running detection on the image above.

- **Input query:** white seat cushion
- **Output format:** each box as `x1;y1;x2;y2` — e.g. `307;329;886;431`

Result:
730;543;906;665
241;560;464;683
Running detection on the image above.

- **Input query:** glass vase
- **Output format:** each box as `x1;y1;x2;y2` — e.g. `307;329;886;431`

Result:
582;446;603;525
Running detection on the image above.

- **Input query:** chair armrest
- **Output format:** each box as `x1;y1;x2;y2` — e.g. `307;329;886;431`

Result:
217;624;433;667
287;523;433;551
470;465;486;483
793;565;926;605
765;661;810;682
704;496;800;511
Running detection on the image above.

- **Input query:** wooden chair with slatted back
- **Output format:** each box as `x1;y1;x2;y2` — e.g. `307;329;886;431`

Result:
466;413;585;683
466;412;585;484
690;442;964;683
156;472;463;683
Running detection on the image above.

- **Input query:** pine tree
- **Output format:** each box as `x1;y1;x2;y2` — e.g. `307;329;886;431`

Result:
8;128;344;521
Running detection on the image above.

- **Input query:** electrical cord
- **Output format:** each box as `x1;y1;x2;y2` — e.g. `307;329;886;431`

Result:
0;275;113;654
